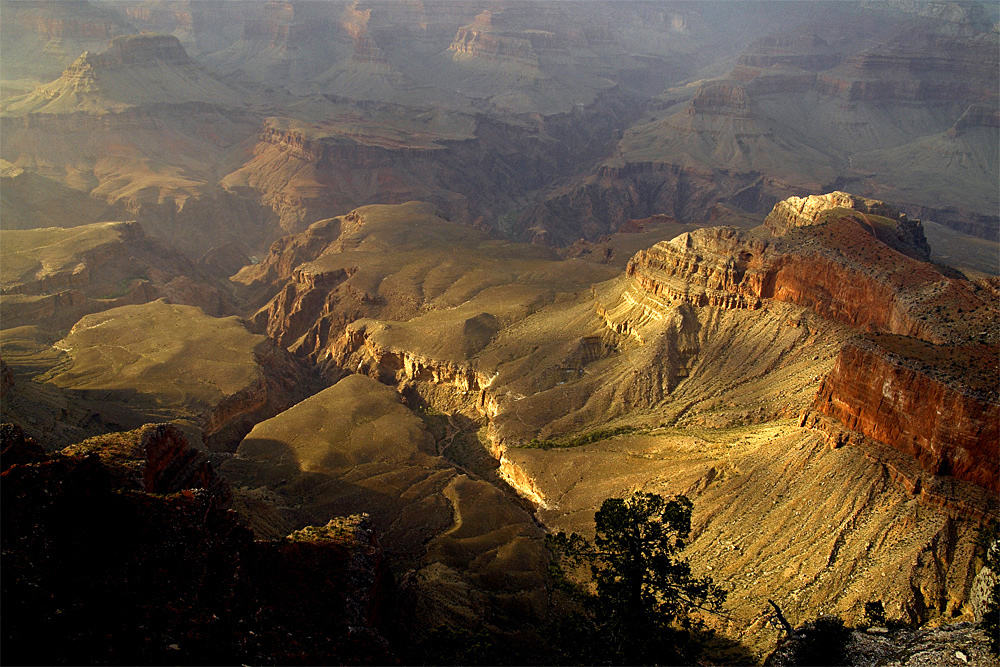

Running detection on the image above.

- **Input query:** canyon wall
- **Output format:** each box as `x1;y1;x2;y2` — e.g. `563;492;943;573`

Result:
810;336;999;493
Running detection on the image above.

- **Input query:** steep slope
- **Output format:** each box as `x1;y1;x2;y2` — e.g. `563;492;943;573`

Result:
497;192;997;652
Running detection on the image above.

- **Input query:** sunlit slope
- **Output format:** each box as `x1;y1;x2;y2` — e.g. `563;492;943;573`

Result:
238;201;619;356
222;374;550;632
503;422;988;656
1;300;305;449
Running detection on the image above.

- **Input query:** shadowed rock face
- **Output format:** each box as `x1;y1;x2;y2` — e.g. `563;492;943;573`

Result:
0;422;393;666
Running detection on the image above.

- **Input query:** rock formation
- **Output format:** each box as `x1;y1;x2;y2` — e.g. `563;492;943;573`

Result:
0;221;236;331
3;33;240;114
809;335;998;492
519;5;999;244
0;0;130;88
1;422;392;666
221;374;550;635
1;300;316;450
1;1;997;662
0;35;274;261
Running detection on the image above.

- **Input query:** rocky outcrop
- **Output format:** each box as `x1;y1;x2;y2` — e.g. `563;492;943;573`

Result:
810;336;999;493
686;83;752;119
766;621;998;667
87;33;192;68
233;217;343;301
619;193;993;346
763;191;930;259
331;320;495;396
613;193;998;499
1;422;392;666
449;11;542;71
626;227;766;311
62;423;232;503
3;33;240;114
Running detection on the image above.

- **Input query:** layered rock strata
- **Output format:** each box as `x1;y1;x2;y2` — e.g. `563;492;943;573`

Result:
519;8;999;242
609;192;997;498
810;335;999;492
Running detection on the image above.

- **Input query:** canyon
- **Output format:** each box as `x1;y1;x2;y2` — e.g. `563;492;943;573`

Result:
1;2;997;665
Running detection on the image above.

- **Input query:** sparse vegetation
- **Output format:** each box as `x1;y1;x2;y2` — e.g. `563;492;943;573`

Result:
791;616;851;666
523;426;639;449
410;626;507;666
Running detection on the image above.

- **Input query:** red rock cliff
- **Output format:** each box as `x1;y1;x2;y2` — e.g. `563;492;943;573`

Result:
811;335;999;493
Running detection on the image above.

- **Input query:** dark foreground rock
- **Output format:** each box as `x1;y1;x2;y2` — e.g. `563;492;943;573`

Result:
1;423;392;666
766;619;999;667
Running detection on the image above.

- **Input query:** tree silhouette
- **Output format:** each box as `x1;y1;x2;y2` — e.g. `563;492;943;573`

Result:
547;492;727;665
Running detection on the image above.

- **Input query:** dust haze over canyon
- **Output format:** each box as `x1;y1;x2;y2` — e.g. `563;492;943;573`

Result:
0;1;998;665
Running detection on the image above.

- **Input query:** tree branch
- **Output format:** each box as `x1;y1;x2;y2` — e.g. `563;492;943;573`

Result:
767;599;795;637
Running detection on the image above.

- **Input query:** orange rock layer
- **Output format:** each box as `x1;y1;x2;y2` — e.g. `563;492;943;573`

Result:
812;337;999;493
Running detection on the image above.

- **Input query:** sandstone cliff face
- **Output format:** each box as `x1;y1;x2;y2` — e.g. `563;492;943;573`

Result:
449;10;542;71
225;89;632;238
615;193;998;499
810;336;999;493
686;83;753;119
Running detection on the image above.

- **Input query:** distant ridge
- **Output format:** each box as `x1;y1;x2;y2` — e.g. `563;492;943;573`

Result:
2;33;240;115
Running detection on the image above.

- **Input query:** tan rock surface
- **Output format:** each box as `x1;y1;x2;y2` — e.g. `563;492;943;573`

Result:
221;374;550;632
